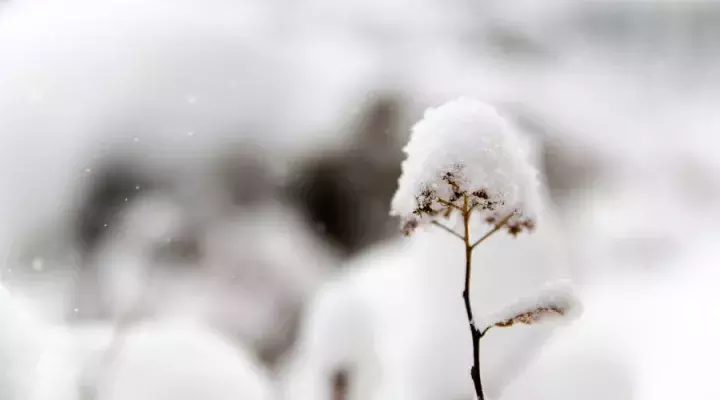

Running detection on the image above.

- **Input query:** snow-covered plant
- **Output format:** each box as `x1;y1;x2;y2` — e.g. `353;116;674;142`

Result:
391;97;575;399
480;284;579;333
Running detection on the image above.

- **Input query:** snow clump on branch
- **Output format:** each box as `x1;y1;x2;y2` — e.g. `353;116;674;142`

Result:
480;282;581;333
390;97;541;235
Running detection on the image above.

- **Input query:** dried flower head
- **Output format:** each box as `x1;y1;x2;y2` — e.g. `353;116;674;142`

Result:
481;283;580;333
493;305;565;328
391;97;540;235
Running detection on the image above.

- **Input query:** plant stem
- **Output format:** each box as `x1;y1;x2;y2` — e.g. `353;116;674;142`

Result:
431;220;464;241
461;195;485;400
470;213;514;250
439;196;513;399
438;199;463;211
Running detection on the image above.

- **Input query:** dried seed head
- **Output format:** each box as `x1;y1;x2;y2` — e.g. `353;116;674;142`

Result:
390;98;541;235
494;305;565;327
480;283;581;333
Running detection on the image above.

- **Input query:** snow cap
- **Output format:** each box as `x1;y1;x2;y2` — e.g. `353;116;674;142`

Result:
391;97;541;235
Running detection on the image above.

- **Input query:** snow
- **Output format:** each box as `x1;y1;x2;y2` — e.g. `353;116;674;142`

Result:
30;324;114;400
502;253;720;400
0;0;382;265
500;281;638;400
96;319;274;400
479;281;580;331
391;97;541;234
1;285;275;400
0;285;44;400
83;191;335;360
283;211;575;400
0;285;113;400
0;0;719;399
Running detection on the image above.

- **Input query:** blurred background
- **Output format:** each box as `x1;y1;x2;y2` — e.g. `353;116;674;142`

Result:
1;0;719;399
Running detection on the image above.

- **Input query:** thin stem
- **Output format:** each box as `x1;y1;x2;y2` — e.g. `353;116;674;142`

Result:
470;212;515;250
434;196;512;399
461;194;485;400
431;220;464;241
480;326;492;338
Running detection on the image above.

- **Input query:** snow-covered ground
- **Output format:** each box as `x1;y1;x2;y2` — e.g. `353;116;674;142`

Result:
504;234;720;400
0;291;276;400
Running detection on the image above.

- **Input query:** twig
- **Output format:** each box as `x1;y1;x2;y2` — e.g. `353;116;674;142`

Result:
437;199;462;211
470;212;514;250
432;196;514;400
460;194;485;400
480;326;492;338
431;221;464;241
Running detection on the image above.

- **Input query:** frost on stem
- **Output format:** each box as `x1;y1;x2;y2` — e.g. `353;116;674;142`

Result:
390;97;540;236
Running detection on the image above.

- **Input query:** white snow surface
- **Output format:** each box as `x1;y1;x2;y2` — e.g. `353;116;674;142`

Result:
479;281;580;331
96;319;275;400
282;211;574;400
391;97;541;229
0;285;114;400
2;283;275;400
0;285;45;400
503;237;720;400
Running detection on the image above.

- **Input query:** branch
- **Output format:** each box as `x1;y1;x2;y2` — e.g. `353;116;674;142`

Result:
461;194;485;400
479;325;492;338
437;199;462;211
431;220;464;241
470;212;515;250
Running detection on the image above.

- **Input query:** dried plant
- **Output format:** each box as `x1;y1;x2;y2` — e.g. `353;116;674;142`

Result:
492;305;565;328
416;191;535;399
390;98;571;399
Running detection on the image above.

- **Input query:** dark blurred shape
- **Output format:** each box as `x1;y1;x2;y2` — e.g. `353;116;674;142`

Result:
331;369;350;400
152;228;203;266
218;145;279;208
290;95;404;256
75;161;154;256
